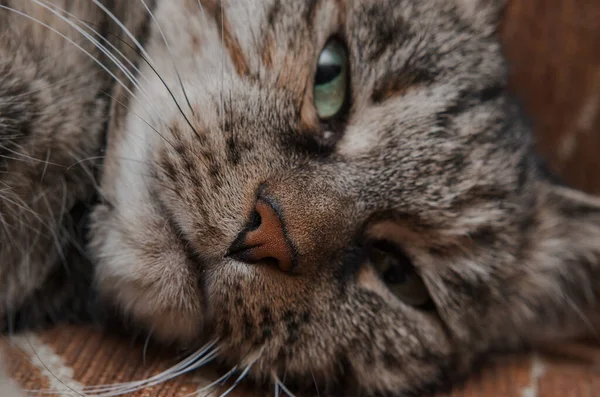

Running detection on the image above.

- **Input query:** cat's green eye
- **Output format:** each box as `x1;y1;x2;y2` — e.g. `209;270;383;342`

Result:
313;40;348;119
370;242;431;308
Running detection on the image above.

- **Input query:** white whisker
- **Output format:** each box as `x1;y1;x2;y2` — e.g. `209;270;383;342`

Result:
29;0;151;107
0;3;138;110
215;348;264;397
277;381;297;397
90;0;205;144
21;0;178;150
0;145;63;167
310;369;320;397
20;341;220;397
142;329;154;366
89;0;154;65
187;366;238;397
196;0;207;20
23;336;86;397
39;148;51;183
65;156;107;171
217;367;249;397
273;374;298;397
274;382;281;397
80;340;220;396
7;72;100;101
139;0;195;116
38;0;149;87
99;87;179;152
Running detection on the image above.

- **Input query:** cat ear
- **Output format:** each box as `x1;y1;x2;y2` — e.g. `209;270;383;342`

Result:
523;181;600;342
536;182;600;264
454;0;507;33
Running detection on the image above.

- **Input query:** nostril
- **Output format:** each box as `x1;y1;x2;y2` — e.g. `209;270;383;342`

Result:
226;197;295;272
247;208;262;231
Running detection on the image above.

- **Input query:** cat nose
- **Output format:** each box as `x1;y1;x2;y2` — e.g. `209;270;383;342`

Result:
226;197;295;272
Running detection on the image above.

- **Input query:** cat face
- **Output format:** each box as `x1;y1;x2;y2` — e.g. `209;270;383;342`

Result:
91;0;600;395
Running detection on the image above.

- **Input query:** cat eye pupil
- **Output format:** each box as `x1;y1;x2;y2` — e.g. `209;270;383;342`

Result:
315;65;342;85
382;258;409;285
368;241;432;309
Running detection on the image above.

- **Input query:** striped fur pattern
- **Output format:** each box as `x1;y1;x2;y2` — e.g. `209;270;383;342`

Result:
0;0;151;331
2;0;600;396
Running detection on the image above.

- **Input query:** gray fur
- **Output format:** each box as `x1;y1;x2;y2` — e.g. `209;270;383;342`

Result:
2;0;600;396
0;1;149;330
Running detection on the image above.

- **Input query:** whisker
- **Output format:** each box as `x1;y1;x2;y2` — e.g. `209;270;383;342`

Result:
274;382;281;397
79;340;220;396
89;0;155;65
184;366;237;397
218;366;251;397
7;72;101;101
39;149;51;182
20;341;220;396
97;88;177;151
91;0;204;142
310;369;320;397
196;0;207;20
26;0;179;152
66;156;108;171
220;2;225;134
39;0;211;155
37;187;68;266
0;3;138;113
23;335;85;397
0;146;64;168
216;348;265;397
273;376;298;397
564;294;599;340
39;1;149;88
139;0;195;116
62;146;103;195
30;0;154;109
0;193;48;228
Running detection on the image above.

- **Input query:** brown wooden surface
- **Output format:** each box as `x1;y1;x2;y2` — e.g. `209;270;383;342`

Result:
2;327;600;397
4;0;600;396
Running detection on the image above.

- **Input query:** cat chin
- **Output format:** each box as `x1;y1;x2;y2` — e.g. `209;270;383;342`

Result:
94;268;206;345
90;200;207;345
94;249;209;346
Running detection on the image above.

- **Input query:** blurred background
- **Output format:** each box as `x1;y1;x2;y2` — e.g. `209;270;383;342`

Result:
502;0;600;194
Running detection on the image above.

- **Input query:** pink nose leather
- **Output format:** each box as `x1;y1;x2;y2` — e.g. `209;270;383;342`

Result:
227;199;294;272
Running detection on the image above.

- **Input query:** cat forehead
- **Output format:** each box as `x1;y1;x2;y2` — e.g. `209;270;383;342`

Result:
167;0;506;158
216;0;468;38
188;0;499;81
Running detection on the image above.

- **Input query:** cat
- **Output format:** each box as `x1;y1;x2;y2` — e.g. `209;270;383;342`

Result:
0;358;22;397
0;0;149;332
2;0;600;396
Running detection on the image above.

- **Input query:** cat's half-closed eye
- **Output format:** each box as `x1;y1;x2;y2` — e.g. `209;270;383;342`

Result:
367;240;433;308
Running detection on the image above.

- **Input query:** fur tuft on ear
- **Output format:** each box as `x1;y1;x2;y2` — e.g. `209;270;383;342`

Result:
454;0;507;34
